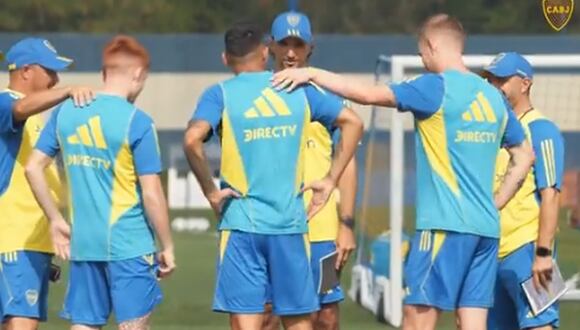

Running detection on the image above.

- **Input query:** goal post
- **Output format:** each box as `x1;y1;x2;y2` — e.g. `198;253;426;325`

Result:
351;54;580;328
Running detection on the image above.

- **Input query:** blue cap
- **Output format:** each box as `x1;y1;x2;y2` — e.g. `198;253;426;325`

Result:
271;11;312;43
483;52;534;79
6;38;73;72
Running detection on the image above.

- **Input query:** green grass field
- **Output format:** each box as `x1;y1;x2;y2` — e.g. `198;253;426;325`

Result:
42;213;580;329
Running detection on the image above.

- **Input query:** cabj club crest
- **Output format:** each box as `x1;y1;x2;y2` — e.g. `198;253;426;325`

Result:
543;0;574;31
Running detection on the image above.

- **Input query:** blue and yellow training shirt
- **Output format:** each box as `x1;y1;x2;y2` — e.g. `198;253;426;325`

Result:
35;94;162;261
390;70;526;238
303;88;348;242
0;88;61;254
304;121;341;242
494;109;564;257
192;71;343;235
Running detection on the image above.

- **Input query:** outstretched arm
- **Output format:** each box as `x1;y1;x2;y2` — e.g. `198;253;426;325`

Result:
272;67;396;107
12;86;95;122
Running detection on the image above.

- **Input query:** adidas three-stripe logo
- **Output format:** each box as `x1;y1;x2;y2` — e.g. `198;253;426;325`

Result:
67;116;108;149
244;88;292;118
419;231;431;251
287;29;301;37
541;139;557;187
462;92;497;123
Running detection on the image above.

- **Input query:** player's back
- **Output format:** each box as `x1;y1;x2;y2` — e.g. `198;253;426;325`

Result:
55;94;156;261
415;70;510;238
218;71;309;234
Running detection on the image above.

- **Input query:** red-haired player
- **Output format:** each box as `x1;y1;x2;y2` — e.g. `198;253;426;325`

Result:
26;35;175;330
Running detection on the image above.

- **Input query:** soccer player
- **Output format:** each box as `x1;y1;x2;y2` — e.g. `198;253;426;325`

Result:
183;21;363;330
483;52;564;330
272;14;535;330
0;37;94;330
265;10;357;330
25;35;175;330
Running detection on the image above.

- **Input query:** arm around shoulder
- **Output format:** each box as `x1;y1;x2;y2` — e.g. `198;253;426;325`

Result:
272;67;397;107
12;86;95;122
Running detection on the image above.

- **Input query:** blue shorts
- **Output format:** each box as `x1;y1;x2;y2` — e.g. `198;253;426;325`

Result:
403;230;498;311
311;241;344;306
488;242;560;330
0;251;51;322
60;254;162;326
213;230;318;316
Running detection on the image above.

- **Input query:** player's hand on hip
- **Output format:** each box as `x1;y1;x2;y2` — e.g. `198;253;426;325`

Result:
303;176;336;220
271;68;312;92
50;217;71;261
335;224;356;270
69;86;95;108
157;248;176;279
208;188;240;219
532;256;554;291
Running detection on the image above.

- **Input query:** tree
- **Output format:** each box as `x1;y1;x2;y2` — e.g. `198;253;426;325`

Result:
0;0;577;34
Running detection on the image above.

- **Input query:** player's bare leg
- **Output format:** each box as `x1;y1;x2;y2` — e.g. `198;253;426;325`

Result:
262;304;281;330
71;324;101;330
311;303;338;330
231;314;265;330
402;305;440;330
455;307;487;330
281;315;313;330
118;313;152;330
3;317;39;330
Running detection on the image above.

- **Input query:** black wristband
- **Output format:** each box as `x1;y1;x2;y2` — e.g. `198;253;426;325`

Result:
340;217;355;230
535;246;552;257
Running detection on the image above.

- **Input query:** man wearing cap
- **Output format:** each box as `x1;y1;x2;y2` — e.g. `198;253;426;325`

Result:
272;15;536;330
185;21;362;330
0;37;92;330
483;52;564;330
265;10;357;330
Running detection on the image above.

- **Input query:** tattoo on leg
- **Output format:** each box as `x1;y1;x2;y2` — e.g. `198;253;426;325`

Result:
118;313;151;330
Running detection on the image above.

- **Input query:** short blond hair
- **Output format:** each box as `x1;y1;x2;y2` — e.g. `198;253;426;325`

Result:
419;14;466;46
